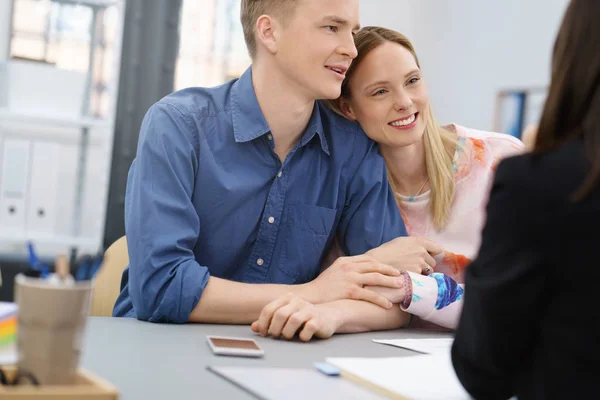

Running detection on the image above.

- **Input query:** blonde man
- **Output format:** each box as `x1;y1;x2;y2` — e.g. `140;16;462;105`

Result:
114;0;439;326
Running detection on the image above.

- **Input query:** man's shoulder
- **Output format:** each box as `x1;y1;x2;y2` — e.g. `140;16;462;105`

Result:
153;81;236;122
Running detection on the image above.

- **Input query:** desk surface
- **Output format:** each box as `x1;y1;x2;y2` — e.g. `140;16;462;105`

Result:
81;317;452;399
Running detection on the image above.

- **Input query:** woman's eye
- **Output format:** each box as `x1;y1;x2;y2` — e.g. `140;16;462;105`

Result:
373;89;388;96
408;77;421;85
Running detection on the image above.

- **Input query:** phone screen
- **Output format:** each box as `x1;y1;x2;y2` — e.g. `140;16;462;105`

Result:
210;337;260;350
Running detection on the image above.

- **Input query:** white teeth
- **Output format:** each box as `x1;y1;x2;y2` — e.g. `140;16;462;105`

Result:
390;114;416;126
329;67;343;74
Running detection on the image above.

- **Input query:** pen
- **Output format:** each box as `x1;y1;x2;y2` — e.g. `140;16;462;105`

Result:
74;256;92;281
55;255;70;281
26;241;49;278
74;254;105;281
69;247;78;272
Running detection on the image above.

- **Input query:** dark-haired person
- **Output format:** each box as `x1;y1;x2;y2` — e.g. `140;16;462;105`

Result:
452;0;600;398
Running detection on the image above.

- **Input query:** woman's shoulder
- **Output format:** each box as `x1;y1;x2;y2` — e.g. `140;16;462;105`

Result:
450;124;524;159
445;124;524;180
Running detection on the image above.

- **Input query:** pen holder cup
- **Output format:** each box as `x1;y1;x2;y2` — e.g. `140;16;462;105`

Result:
14;274;92;385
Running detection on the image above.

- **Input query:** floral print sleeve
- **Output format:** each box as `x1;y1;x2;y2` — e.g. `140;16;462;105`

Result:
400;270;465;330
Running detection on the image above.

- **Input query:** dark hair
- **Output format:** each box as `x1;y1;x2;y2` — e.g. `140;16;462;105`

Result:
534;0;600;200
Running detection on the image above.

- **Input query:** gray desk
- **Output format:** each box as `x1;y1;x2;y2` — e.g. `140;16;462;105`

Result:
81;317;452;399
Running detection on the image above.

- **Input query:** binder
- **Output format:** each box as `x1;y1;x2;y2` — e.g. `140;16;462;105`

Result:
0;139;31;232
26;141;61;234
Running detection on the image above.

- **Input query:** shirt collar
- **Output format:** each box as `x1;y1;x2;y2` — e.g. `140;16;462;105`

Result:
231;66;330;155
231;67;271;143
300;101;330;155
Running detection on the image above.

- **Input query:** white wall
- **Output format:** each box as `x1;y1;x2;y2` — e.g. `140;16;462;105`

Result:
360;0;570;131
360;0;415;40
0;0;12;61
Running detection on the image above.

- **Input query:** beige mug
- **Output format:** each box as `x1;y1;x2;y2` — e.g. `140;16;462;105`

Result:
14;274;91;385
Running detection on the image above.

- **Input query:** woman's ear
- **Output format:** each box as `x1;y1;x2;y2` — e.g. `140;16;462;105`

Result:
256;15;278;54
339;97;357;121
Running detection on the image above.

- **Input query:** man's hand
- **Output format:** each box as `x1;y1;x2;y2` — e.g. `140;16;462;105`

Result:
304;254;403;309
366;237;443;275
251;294;339;342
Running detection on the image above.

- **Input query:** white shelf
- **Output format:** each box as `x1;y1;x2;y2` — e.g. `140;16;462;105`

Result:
50;0;121;8
0;108;112;129
0;231;99;248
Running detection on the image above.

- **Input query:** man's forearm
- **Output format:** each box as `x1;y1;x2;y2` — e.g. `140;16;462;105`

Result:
326;299;411;334
188;276;315;323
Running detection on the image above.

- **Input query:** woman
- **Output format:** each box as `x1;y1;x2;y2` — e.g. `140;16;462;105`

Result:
251;26;523;338
328;26;523;329
452;0;600;398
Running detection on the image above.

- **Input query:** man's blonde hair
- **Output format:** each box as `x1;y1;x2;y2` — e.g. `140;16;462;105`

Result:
240;0;298;59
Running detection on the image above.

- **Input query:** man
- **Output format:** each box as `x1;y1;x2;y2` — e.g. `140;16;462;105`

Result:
113;0;439;325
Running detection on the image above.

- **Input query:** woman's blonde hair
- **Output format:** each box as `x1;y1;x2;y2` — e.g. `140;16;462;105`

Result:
328;26;457;230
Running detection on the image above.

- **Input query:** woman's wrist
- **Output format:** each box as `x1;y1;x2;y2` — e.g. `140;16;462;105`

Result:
400;270;413;309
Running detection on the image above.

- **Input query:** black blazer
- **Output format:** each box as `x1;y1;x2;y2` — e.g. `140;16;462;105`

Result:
452;139;600;400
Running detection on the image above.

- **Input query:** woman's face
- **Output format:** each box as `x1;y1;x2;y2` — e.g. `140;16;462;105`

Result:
342;41;430;148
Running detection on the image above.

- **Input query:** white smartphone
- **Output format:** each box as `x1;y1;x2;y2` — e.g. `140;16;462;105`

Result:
206;336;265;358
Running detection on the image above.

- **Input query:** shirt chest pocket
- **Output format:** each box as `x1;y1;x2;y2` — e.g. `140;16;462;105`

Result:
278;204;337;283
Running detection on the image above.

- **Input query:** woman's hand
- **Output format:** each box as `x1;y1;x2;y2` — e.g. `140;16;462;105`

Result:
367;237;443;275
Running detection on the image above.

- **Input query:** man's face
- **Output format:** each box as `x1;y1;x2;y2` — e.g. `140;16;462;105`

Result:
273;0;360;100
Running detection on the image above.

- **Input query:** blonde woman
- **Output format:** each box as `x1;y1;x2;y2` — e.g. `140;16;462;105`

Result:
332;26;524;330
251;26;523;339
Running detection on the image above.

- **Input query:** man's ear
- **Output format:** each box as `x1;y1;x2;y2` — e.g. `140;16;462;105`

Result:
256;15;278;54
339;97;357;121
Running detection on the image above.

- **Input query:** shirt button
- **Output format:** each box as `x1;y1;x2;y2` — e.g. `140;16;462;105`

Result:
277;171;282;178
256;258;264;266
268;216;275;224
267;134;273;141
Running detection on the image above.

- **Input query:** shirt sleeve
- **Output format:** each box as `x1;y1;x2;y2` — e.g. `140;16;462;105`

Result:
401;272;464;330
125;102;209;323
451;156;547;400
337;140;407;256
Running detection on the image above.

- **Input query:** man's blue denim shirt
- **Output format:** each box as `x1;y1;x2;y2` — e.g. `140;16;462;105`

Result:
113;67;407;323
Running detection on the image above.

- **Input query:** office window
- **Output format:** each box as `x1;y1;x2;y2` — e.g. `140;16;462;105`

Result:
9;0;122;118
11;0;92;69
175;0;250;90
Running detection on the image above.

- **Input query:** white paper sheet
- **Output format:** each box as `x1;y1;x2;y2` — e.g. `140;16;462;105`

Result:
0;302;17;318
373;338;454;355
0;343;17;365
208;366;387;400
326;352;470;400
